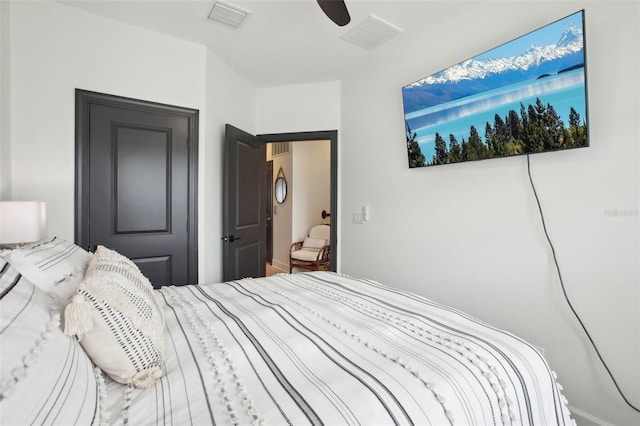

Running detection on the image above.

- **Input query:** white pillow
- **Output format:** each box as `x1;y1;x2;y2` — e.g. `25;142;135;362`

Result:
5;237;92;299
302;237;327;250
64;245;165;388
0;258;101;424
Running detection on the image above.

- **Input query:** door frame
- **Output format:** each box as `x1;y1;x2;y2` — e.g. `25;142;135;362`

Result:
265;160;274;264
74;89;199;283
258;130;338;272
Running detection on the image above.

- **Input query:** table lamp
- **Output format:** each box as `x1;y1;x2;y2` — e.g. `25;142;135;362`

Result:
0;201;47;247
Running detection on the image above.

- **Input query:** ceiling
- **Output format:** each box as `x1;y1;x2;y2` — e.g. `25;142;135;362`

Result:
59;0;480;88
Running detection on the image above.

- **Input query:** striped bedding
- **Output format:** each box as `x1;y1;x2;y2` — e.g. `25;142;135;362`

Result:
102;271;573;425
0;258;100;425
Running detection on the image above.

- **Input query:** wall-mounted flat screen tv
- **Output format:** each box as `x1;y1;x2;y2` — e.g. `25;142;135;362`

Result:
402;10;588;168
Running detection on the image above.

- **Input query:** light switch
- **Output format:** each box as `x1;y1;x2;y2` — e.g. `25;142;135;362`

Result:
353;205;369;224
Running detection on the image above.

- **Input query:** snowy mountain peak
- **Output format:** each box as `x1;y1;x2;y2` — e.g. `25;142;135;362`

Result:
409;23;584;88
557;24;582;47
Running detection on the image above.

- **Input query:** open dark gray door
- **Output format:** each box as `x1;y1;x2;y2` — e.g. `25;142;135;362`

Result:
223;124;266;281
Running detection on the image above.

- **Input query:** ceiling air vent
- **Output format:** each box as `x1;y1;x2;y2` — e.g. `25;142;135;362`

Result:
340;15;402;50
271;142;290;157
206;1;251;29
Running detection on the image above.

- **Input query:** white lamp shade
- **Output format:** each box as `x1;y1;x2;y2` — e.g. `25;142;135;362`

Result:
0;201;47;245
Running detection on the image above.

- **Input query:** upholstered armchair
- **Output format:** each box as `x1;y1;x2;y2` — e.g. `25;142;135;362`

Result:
289;224;330;273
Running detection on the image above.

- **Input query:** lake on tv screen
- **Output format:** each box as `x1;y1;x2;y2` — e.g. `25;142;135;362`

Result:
406;69;587;161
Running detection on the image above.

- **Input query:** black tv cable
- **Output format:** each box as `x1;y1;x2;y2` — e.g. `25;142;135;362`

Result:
526;154;639;413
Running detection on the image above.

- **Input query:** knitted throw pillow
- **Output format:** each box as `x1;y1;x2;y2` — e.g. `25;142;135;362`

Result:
64;245;165;388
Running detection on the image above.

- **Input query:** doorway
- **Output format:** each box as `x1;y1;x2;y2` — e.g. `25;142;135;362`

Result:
259;131;337;275
223;126;337;281
266;139;331;275
265;160;273;264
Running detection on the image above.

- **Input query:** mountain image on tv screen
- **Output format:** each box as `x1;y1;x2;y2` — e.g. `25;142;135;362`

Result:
402;10;588;168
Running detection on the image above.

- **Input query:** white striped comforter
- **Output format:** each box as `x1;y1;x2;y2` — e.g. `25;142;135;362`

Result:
105;271;572;425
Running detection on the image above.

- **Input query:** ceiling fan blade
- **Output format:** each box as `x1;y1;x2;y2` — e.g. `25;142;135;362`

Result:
317;0;351;26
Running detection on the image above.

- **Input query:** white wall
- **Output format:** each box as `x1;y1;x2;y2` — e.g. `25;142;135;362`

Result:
292;140;331;243
8;0;205;237
339;2;639;425
6;1;256;284
256;82;341;135
256;81;341;269
0;1;11;199
203;50;256;282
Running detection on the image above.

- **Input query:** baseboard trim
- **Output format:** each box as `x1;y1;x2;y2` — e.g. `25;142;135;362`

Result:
569;405;615;426
271;259;289;273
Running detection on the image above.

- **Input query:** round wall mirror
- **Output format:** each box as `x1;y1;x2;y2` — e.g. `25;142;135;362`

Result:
274;169;287;204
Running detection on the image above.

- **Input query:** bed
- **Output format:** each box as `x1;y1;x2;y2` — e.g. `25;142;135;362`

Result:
0;238;574;425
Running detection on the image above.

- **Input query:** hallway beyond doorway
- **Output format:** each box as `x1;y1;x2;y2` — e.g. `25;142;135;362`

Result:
266;262;287;276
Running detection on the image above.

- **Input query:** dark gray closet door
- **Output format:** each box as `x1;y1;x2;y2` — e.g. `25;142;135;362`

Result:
76;90;198;288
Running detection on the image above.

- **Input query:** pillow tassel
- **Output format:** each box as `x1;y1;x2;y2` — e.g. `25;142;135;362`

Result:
64;294;94;338
130;367;163;389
